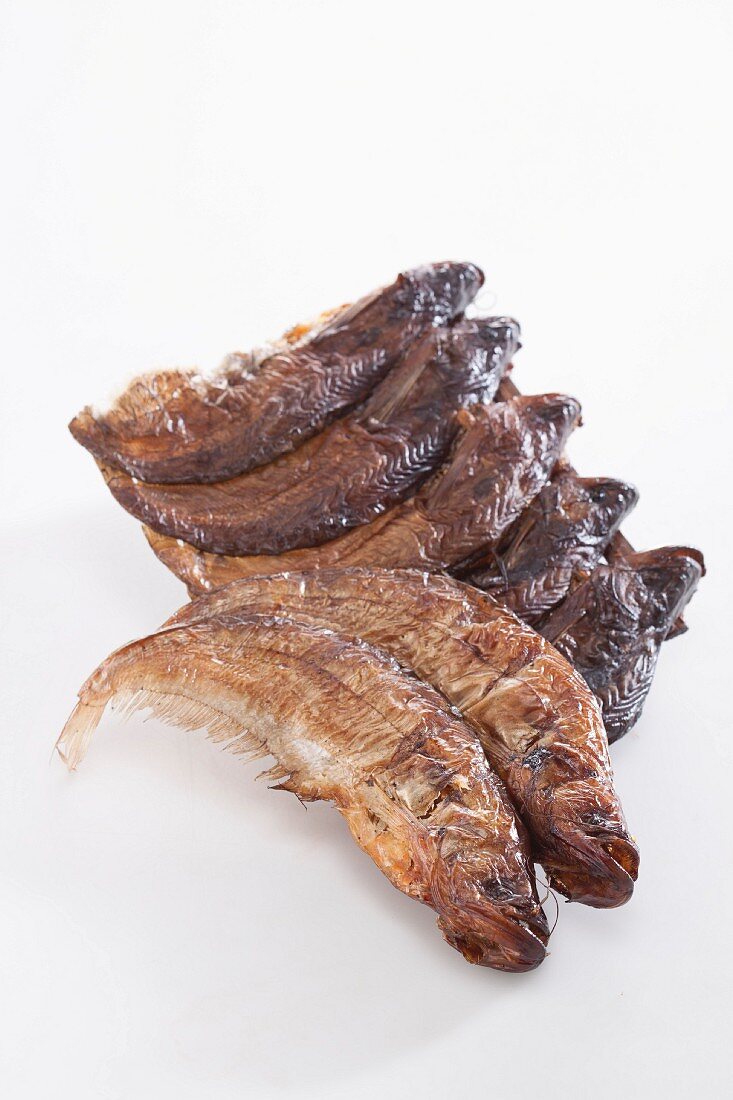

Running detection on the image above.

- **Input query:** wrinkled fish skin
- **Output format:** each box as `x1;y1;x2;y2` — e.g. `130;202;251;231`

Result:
144;393;580;593
542;546;704;741
69;262;484;485
165;567;639;908
465;471;639;625
98;317;520;555
57;613;549;972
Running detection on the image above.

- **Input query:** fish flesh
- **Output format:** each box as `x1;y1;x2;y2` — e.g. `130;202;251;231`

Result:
164;567;639;907
97;317;519;554
57;613;549;971
541;546;704;740
69;262;483;484
143;394;580;592
465;470;638;624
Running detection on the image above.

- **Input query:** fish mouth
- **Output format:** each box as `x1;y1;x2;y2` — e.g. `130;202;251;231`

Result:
584;477;640;523
411;261;485;320
439;897;550;972
473;316;522;356
542;829;640;909
525;394;582;438
444;261;485;311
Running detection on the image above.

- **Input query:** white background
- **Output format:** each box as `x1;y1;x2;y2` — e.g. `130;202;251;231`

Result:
1;2;732;1097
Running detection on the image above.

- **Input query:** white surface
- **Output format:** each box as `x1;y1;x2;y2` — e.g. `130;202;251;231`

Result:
1;2;732;1097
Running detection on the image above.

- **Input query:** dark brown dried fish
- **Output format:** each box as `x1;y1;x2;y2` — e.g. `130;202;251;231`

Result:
57;613;549;971
69;262;483;484
142;394;580;593
465;471;639;624
97;317;519;555
165;568;639;908
541;546;704;741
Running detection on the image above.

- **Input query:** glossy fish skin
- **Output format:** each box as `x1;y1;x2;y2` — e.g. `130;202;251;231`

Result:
69;262;484;485
542;546;704;741
98;317;520;555
466;471;639;625
144;393;581;593
165;567;639;908
57;613;549;972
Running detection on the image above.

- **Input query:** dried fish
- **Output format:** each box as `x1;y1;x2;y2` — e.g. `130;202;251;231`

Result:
69;262;483;484
165;568;639;907
542;546;704;740
57;613;549;971
143;394;580;592
465;471;638;624
97;317;519;554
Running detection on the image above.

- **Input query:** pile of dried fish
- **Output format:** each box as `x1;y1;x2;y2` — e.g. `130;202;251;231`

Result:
59;262;703;971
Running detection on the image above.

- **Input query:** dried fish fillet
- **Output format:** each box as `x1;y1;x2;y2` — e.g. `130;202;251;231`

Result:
165;568;639;907
465;471;639;624
57;613;549;971
542;546;704;740
69;262;483;484
144;394;580;593
97;317;519;555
